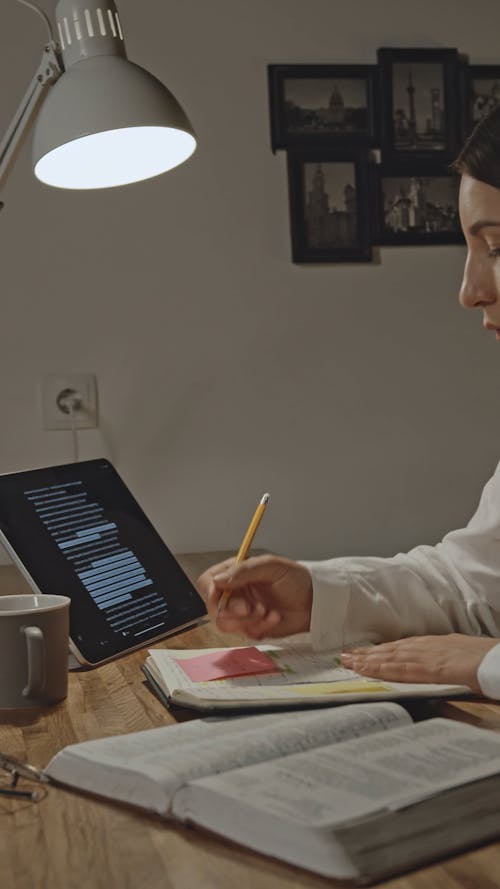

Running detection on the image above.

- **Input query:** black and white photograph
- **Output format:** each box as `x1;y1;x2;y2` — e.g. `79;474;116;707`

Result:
471;78;500;123
371;164;463;246
268;65;379;150
378;48;460;160
461;65;500;137
391;63;446;150
287;150;371;262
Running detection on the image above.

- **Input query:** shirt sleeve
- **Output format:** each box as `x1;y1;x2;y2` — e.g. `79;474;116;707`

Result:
300;460;500;660
477;644;500;699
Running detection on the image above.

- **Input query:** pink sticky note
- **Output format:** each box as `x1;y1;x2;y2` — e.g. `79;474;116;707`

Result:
175;647;282;682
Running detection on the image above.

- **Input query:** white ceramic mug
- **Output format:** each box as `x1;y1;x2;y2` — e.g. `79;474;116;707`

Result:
0;595;70;709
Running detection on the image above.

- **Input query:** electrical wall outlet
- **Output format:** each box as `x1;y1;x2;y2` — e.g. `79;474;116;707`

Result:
40;374;98;430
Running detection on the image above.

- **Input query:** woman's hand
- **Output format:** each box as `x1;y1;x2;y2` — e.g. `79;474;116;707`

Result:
196;554;313;640
341;633;500;693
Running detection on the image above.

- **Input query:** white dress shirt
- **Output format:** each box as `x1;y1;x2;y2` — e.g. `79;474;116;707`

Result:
302;460;500;699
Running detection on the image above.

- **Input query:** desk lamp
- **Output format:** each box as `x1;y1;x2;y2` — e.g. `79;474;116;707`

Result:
0;0;196;201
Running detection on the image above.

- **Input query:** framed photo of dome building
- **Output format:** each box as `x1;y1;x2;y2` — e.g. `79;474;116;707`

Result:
378;48;460;161
268;65;379;150
287;150;371;262
370;163;464;246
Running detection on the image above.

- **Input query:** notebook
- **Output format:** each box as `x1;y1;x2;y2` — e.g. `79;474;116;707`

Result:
143;640;470;712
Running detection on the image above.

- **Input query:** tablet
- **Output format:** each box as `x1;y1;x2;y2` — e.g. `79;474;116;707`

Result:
0;459;207;666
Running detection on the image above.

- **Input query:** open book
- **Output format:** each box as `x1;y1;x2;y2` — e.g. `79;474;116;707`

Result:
143;641;469;712
45;702;500;883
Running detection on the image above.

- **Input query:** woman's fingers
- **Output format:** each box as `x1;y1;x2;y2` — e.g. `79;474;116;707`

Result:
232;609;282;640
348;657;429;683
196;558;236;601
197;554;313;639
341;634;500;692
211;555;286;588
200;556;282;617
197;557;272;613
215;605;281;638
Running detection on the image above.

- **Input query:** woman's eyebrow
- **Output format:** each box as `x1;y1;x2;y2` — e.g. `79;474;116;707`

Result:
469;219;500;236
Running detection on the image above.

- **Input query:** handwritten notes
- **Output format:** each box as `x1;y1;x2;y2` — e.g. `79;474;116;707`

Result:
175;647;282;682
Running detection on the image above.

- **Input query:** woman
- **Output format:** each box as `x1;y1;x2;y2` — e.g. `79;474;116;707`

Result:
197;106;500;699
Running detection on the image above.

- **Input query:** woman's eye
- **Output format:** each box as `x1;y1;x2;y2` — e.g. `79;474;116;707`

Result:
487;247;500;258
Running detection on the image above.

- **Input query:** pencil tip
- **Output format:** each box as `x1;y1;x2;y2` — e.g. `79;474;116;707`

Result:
261;493;270;504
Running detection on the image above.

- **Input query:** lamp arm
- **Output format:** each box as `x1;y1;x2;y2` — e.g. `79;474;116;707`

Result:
16;0;54;42
0;41;62;201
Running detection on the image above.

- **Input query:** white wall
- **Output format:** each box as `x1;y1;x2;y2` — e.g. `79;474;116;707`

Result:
1;0;500;562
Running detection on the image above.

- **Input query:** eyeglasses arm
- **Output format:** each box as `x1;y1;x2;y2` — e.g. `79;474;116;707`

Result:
0;751;50;784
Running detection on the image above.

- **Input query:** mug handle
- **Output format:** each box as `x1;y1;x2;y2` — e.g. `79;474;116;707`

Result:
21;626;45;699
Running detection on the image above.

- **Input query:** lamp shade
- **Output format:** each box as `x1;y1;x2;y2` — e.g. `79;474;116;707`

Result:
33;55;196;189
32;0;196;189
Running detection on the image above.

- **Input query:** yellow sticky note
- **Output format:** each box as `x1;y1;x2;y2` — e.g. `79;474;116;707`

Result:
285;681;393;696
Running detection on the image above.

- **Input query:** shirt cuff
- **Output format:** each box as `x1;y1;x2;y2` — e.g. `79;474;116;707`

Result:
298;559;352;651
477;643;500;700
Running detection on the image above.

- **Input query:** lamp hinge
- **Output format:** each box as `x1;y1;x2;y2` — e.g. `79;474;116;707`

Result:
36;42;64;85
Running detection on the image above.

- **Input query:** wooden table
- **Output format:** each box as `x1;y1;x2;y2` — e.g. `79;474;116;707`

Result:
2;555;500;889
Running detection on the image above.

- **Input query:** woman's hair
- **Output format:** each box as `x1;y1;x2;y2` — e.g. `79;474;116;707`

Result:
453;105;500;188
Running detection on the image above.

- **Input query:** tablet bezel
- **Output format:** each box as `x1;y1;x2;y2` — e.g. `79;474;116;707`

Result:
0;460;208;667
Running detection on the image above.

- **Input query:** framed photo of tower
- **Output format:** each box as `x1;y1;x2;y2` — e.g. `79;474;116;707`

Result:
268;65;380;151
287;149;371;263
370;162;464;246
378;48;460;162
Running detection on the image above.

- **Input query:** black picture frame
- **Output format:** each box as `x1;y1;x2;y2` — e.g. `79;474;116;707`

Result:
370;162;464;246
287;149;372;263
378;48;460;162
268;64;379;151
461;64;500;139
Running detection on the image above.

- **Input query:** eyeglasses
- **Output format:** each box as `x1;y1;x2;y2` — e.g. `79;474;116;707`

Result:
0;751;49;803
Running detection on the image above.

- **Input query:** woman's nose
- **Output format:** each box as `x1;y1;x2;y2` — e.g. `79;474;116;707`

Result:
459;253;496;309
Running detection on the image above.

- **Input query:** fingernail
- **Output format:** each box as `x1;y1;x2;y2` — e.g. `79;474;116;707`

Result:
341;653;353;663
229;598;249;617
213;572;230;582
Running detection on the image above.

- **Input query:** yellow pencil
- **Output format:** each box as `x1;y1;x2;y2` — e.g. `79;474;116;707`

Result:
217;493;270;616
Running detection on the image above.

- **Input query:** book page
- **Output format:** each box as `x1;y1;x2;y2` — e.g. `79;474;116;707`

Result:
45;702;409;814
176;717;500;829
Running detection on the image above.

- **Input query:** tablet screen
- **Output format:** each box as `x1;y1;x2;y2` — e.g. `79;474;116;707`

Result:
0;459;207;664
